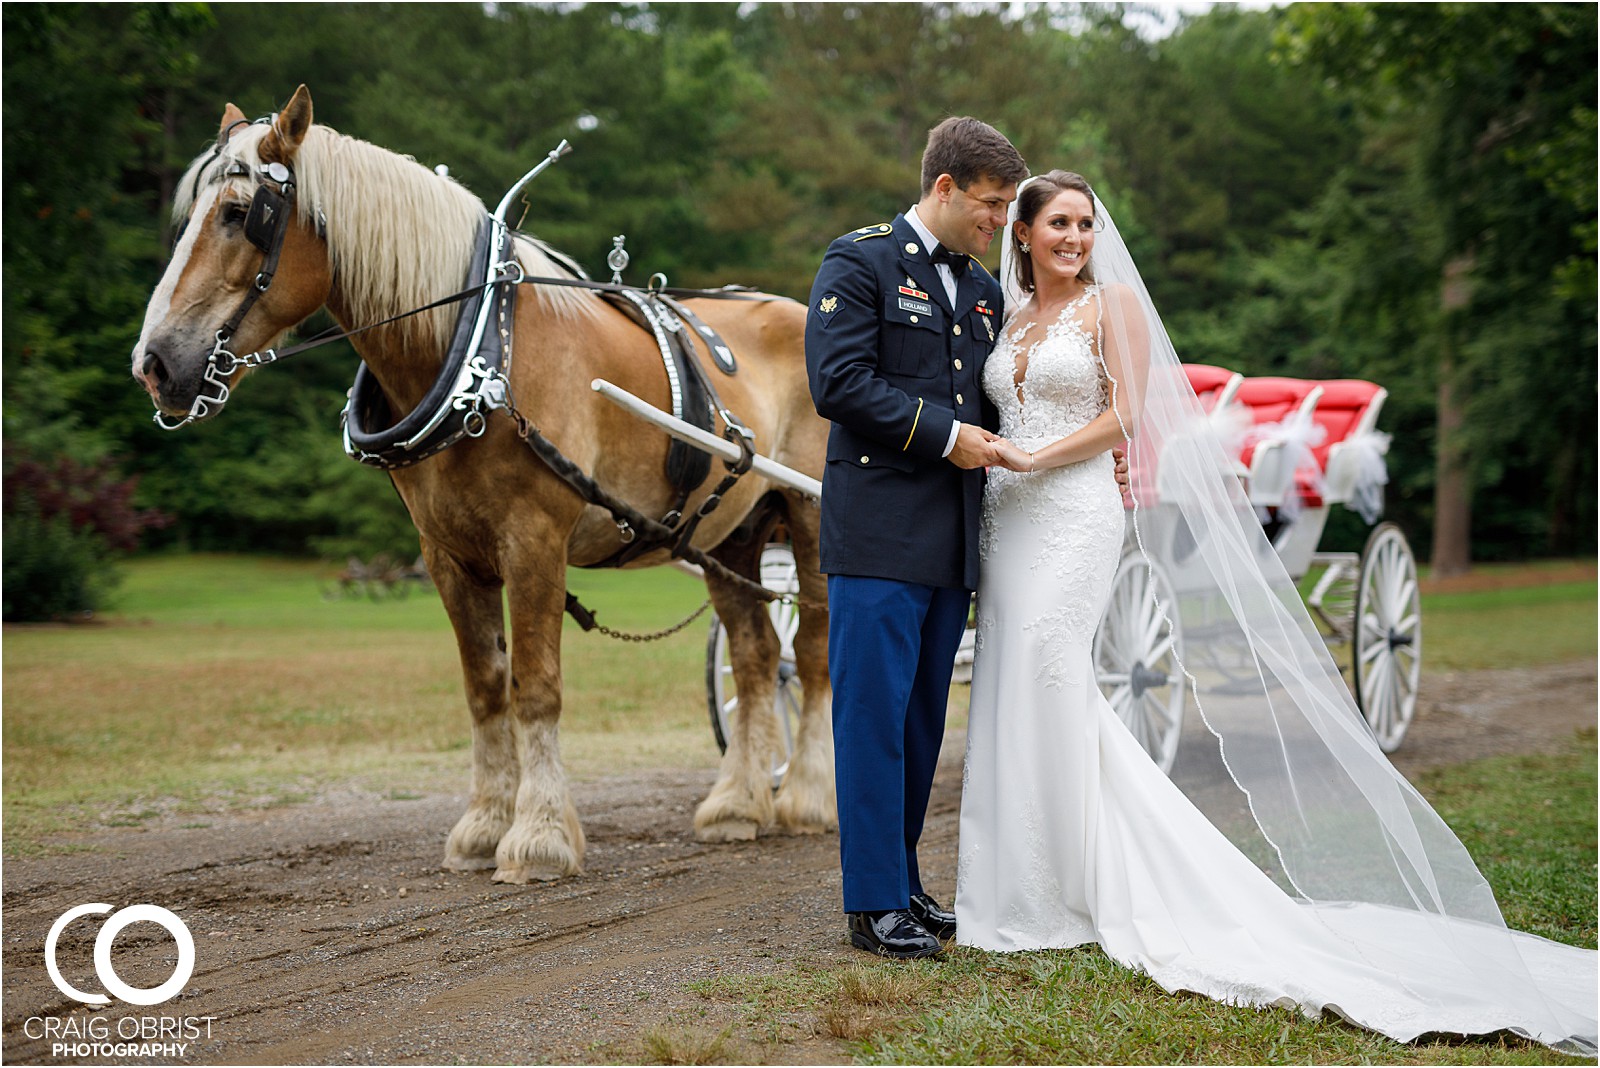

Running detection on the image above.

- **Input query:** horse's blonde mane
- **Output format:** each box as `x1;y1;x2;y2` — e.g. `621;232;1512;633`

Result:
174;119;599;350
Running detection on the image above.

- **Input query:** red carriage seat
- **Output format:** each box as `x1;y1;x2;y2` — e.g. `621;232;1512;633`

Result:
1296;379;1388;507
1227;377;1324;507
1126;363;1247;510
1184;364;1243;412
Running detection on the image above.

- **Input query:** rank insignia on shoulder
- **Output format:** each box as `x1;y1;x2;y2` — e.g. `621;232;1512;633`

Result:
817;294;841;317
852;223;893;241
897;284;929;301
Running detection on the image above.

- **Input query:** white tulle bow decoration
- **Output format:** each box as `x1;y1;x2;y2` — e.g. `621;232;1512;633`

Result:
1244;405;1326;521
1208;403;1253;467
1339;428;1392;523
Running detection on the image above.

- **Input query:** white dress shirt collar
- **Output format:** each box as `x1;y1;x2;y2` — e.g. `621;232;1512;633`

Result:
905;205;957;306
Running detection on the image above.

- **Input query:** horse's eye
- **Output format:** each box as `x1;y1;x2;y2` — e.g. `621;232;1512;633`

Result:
219;202;249;227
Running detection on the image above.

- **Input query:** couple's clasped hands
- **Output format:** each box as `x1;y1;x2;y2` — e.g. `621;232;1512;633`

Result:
950;423;1130;492
950;425;1032;472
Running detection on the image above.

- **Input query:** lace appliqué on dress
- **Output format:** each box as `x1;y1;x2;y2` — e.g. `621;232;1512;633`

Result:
980;287;1125;683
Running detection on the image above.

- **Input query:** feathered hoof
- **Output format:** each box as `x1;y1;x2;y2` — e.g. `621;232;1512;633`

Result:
490;859;569;884
774;763;837;836
694;818;760;843
489;817;584;883
444;807;510;872
773;809;836;836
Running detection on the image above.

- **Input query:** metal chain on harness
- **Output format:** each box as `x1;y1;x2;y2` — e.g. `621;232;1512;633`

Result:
594;598;713;643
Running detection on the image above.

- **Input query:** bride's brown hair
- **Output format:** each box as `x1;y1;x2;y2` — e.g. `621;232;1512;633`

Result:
1012;170;1097;293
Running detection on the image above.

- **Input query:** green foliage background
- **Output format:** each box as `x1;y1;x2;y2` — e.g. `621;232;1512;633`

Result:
3;2;1594;564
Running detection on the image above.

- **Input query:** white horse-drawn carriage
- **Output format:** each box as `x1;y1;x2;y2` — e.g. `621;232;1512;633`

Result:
707;364;1419;779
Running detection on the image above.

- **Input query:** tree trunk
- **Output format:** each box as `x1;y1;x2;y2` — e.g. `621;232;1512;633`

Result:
1430;254;1474;578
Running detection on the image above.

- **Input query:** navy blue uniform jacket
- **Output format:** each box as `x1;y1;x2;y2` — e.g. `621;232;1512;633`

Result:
805;215;1002;591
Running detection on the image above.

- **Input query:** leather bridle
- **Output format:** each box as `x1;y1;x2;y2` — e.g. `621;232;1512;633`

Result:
154;117;318;431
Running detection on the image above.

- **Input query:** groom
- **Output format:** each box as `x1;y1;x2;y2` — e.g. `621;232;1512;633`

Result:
805;117;1029;959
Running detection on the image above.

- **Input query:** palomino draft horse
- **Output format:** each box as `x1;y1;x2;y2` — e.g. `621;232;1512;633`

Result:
132;86;834;883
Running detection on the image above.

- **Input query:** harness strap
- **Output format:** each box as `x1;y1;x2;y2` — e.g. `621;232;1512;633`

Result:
507;410;783;606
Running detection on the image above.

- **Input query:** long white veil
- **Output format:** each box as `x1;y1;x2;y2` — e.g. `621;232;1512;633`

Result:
1000;175;1596;1054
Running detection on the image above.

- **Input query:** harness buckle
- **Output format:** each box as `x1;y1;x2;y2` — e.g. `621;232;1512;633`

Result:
721;410;755;442
616;519;637;544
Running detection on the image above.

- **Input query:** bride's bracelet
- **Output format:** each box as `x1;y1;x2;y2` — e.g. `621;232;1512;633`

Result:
1028;452;1036;473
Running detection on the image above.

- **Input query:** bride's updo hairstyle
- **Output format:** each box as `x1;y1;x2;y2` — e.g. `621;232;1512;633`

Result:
1012;170;1097;293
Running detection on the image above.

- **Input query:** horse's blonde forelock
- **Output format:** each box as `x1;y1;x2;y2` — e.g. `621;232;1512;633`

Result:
173;120;600;349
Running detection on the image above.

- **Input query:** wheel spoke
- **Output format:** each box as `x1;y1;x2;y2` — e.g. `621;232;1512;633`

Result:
1146;633;1175;667
1141;690;1173;730
1141;587;1166;653
1097;630;1128;671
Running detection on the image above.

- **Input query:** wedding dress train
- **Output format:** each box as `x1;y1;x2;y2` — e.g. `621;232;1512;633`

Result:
953;290;1597;1051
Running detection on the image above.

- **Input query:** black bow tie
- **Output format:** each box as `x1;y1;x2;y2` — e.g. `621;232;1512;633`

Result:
929;245;966;269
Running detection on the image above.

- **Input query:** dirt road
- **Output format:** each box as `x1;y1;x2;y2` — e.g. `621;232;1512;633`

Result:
3;661;1593;1065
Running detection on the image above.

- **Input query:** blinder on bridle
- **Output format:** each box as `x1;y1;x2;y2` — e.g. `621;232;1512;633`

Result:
243;162;291;255
154;118;322;431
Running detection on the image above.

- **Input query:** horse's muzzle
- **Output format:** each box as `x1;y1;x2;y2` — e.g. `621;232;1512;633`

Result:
134;343;210;416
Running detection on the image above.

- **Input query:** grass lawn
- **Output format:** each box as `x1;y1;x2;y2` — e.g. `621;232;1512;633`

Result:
692;734;1597;1065
2;553;720;844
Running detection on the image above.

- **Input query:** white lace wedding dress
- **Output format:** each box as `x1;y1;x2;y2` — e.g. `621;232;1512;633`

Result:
954;289;1597;1049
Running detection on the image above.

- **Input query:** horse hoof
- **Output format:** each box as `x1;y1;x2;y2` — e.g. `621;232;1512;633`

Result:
695;819;759;843
442;853;498;872
490;861;567;884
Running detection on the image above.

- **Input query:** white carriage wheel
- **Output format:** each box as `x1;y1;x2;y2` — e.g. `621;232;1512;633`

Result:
1093;551;1187;774
1352;522;1421;753
706;543;802;788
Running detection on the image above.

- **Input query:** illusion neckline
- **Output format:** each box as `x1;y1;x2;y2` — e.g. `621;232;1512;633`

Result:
1007;284;1101;408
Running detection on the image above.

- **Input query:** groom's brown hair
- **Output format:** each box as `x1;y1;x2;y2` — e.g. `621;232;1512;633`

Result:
921;117;1027;196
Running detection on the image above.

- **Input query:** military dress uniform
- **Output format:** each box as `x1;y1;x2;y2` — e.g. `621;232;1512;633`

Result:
805;213;1002;916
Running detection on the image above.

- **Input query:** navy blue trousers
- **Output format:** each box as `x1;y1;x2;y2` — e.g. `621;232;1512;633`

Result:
828;574;971;913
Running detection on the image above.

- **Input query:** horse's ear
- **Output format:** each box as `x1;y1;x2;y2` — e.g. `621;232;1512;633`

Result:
264;85;313;160
219;102;247;140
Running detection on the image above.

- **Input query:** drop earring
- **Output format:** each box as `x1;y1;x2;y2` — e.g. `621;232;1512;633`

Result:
1018;240;1031;253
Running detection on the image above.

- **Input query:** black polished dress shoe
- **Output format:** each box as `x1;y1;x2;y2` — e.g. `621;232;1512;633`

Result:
847;909;942;959
909;892;957;940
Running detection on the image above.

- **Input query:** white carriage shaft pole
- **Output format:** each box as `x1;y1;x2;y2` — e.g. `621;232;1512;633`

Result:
590;378;823;500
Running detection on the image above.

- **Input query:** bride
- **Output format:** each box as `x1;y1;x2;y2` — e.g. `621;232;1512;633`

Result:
953;169;1597;1054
